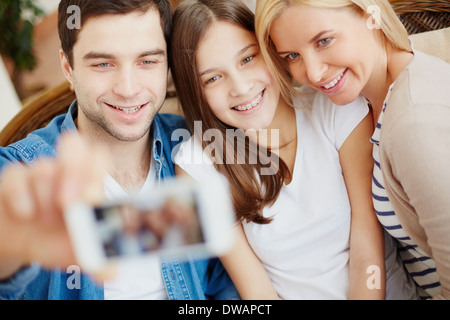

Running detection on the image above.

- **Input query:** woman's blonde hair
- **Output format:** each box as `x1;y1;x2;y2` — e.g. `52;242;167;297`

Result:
255;0;411;105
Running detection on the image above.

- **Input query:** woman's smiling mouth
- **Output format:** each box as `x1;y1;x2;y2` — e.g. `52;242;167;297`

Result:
318;69;348;94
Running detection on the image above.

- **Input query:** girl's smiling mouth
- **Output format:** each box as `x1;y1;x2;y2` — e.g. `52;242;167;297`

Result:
232;89;265;111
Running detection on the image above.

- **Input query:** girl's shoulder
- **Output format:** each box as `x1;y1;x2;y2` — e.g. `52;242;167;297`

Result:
292;87;369;150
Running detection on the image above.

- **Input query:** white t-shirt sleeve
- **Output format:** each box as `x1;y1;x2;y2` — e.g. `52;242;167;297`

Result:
173;136;218;183
310;92;369;150
333;95;369;149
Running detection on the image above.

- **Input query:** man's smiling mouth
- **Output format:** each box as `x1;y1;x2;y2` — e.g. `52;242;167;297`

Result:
107;103;146;114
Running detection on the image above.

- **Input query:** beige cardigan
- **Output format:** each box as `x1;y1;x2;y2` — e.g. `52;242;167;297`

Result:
380;50;450;299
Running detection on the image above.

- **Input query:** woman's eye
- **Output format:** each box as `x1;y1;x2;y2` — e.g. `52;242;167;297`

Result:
285;53;300;62
141;60;154;66
318;37;332;46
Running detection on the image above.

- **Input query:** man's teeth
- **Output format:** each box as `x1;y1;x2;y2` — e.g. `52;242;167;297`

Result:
323;71;344;89
111;105;143;114
234;92;263;111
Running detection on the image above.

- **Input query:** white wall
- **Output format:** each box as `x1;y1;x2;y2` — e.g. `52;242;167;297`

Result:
0;57;22;131
242;0;256;13
35;0;60;16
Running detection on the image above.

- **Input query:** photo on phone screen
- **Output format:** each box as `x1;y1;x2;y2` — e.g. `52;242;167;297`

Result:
65;176;236;272
94;190;205;258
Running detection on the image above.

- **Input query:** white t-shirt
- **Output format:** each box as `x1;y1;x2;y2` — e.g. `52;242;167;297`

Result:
103;159;168;300
174;90;368;299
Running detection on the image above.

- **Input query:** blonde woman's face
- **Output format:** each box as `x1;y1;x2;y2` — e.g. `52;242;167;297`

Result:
270;4;383;106
197;21;280;132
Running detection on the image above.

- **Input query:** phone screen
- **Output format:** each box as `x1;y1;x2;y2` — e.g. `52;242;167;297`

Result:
93;191;205;258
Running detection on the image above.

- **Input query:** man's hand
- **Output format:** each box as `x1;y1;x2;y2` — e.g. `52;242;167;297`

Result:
0;133;110;279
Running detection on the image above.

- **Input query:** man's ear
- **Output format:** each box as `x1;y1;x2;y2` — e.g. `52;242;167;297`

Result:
60;49;74;91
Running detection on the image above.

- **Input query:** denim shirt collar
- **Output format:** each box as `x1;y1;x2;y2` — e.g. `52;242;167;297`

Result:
61;101;78;133
150;113;165;175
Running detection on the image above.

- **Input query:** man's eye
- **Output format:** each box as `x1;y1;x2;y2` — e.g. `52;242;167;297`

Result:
97;63;111;68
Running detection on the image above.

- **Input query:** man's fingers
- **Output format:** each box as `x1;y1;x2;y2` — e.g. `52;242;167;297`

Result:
26;226;77;269
0;133;112;273
82;145;110;206
56;133;89;208
29;159;59;225
0;163;34;220
55;132;109;209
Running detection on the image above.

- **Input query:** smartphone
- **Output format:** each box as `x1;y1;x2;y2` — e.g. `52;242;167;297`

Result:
64;175;236;272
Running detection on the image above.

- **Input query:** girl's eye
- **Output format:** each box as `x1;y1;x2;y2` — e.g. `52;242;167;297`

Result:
318;37;332;47
205;75;221;85
141;60;154;66
241;55;255;65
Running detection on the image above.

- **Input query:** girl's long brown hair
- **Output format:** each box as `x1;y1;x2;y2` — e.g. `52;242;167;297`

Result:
170;0;289;224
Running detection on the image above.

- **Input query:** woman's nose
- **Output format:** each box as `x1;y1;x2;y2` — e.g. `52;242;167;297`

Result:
304;53;327;84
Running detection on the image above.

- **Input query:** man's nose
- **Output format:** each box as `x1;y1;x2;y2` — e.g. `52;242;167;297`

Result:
112;67;140;99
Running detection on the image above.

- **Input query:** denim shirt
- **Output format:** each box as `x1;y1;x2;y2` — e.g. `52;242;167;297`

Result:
0;101;239;300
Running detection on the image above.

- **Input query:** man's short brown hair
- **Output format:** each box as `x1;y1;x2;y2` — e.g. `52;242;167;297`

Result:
58;0;173;67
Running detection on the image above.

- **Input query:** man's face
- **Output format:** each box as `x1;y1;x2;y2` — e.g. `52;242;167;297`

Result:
61;8;168;142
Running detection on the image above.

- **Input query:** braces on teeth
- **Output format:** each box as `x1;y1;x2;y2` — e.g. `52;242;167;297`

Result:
234;92;263;111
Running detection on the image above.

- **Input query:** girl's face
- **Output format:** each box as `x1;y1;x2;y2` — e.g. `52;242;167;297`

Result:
197;21;280;132
270;5;383;106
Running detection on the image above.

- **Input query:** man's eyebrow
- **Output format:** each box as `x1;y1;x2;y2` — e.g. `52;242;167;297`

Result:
83;49;166;61
83;52;115;60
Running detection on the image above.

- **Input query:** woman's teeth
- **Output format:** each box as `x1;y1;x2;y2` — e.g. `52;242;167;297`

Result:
233;91;264;111
323;71;344;89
